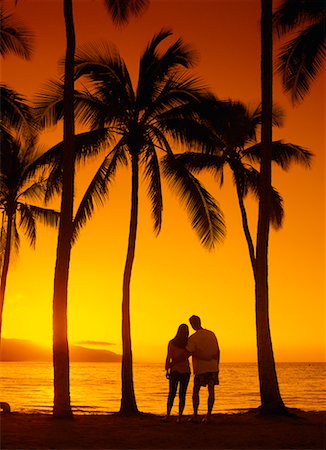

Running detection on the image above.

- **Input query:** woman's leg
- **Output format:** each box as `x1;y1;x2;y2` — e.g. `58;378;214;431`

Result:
167;373;178;416
178;373;190;417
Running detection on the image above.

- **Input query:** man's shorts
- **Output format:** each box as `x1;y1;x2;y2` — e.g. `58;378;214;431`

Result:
194;371;219;386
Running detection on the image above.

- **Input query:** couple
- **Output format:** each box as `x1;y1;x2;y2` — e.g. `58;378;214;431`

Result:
164;315;220;423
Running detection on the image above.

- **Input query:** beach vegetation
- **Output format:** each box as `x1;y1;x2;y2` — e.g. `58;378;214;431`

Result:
0;87;60;344
273;0;326;104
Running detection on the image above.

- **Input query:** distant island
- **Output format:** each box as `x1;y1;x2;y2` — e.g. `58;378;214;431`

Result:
0;338;121;362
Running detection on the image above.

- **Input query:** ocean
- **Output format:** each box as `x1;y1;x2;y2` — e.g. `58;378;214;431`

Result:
0;362;325;415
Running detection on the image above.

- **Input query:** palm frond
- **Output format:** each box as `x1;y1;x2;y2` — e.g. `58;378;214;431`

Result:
73;90;120;129
137;29;197;108
162;153;225;250
23;203;60;228
13;218;20;254
29;129;114;204
269;188;284;229
145;72;207;122
44;163;62;203
142;144;163;234
0;215;6;268
242;166;284;229
173;152;224;183
244;140;313;169
0;84;36;137
276;19;326;103
103;0;149;25
17;203;36;247
155;115;218;154
273;0;325;36
0;8;33;60
72;140;128;243
74;42;134;112
18;179;46;203
34;80;65;127
17;202;59;248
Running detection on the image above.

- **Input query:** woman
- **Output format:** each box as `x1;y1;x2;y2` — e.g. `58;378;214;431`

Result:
164;323;191;422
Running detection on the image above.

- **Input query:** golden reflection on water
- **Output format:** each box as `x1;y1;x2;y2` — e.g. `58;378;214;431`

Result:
1;362;325;414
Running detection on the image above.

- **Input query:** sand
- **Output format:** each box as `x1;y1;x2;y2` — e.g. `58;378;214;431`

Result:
1;410;325;449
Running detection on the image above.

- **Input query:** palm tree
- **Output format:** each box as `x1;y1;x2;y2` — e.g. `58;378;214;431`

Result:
51;0;149;418
49;0;77;419
257;0;287;413
273;0;326;103
169;95;312;413
170;98;312;276
74;31;225;415
36;29;225;415
0;6;33;60
0;99;60;343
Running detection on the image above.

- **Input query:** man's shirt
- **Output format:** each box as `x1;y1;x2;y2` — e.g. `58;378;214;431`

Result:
187;328;219;375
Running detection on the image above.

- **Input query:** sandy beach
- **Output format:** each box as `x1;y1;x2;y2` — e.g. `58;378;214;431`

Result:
1;410;325;449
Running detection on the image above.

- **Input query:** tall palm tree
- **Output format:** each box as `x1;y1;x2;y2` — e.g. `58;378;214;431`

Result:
258;0;285;413
170;95;312;413
0;6;33;60
50;0;76;419
36;29;225;415
273;0;326;103
52;0;149;418
74;31;224;415
0;102;60;343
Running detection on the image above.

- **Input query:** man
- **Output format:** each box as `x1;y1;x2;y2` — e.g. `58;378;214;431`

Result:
186;315;220;422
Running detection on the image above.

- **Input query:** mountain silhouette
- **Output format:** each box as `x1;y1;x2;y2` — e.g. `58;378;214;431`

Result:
0;338;121;362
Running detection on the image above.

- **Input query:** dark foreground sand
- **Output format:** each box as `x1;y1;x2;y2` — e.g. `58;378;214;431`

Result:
1;410;325;449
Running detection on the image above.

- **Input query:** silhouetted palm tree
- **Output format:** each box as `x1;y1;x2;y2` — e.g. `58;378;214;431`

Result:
74;31;224;415
36;29;225;415
170;98;311;273
51;0;149;417
0;93;59;342
0;6;33;60
0;84;34;139
273;0;326;103
170;95;312;413
257;0;285;413
75;30;225;415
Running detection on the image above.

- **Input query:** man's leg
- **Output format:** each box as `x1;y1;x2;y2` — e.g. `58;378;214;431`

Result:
206;381;215;421
192;383;200;417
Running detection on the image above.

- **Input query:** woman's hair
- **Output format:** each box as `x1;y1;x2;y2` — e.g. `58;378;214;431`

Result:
172;323;189;348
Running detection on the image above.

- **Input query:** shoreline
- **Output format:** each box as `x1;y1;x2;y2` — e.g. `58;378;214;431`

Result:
1;409;325;449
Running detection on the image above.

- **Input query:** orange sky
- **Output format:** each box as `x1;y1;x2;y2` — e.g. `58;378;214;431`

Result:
1;0;325;362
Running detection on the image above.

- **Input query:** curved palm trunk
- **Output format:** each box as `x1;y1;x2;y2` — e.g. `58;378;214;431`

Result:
256;0;285;413
234;176;256;282
52;0;75;418
0;212;13;343
120;152;139;416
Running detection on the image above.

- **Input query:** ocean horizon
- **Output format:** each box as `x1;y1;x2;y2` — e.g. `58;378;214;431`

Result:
1;361;325;415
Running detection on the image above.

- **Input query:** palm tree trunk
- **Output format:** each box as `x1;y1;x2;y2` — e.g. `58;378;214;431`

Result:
0;212;13;343
52;0;75;418
120;151;139;416
256;0;285;413
234;177;256;281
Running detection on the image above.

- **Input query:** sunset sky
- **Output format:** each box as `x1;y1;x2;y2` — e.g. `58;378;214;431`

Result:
1;0;325;363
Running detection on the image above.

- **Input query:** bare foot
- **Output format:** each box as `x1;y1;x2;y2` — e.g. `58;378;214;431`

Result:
187;415;200;423
202;414;212;423
161;415;172;422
